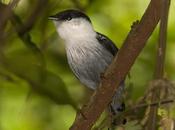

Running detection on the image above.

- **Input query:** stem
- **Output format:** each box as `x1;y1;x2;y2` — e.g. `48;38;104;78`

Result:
147;0;171;129
155;0;170;79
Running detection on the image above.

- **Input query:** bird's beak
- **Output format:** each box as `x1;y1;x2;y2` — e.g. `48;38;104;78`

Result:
48;16;58;21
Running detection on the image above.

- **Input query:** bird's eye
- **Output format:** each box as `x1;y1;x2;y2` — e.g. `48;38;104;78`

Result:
67;17;72;21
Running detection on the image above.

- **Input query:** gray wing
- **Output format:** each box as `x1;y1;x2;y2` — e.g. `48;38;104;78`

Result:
96;32;118;56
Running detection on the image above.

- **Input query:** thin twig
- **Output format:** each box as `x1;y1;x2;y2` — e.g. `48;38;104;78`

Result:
155;0;170;78
132;99;174;110
147;0;171;129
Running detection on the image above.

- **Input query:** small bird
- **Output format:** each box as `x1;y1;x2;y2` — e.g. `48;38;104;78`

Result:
49;9;125;116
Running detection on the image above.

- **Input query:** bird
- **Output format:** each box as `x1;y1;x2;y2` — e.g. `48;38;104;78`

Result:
49;9;125;117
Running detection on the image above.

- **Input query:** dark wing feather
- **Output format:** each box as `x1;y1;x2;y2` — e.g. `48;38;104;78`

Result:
96;32;118;56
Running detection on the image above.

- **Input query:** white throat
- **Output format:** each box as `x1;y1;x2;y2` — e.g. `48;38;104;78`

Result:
54;18;96;44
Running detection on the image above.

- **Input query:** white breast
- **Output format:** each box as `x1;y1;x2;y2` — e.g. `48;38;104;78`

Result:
66;39;114;89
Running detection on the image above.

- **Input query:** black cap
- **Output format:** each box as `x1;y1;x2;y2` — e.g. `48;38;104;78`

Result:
49;9;91;23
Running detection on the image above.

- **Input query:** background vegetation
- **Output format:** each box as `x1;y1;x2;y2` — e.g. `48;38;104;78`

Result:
0;0;175;130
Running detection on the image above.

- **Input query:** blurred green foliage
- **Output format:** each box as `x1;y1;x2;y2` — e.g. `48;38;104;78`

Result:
0;0;175;130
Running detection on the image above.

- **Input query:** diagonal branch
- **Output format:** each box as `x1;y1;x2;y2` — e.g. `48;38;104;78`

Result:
70;0;162;130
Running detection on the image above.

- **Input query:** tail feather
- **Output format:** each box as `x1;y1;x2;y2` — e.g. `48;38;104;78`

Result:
109;82;125;115
108;82;125;129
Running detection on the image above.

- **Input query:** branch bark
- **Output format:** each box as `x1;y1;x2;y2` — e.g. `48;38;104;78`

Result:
70;0;162;130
